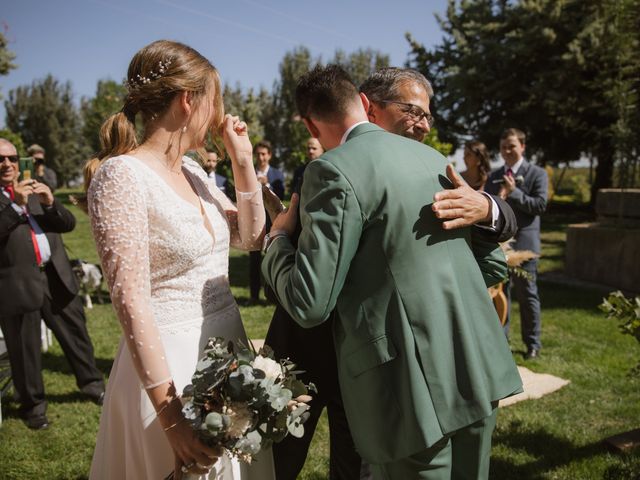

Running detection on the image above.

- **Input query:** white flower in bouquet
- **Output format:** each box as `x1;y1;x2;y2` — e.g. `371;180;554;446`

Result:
251;355;283;381
224;401;253;438
178;337;315;469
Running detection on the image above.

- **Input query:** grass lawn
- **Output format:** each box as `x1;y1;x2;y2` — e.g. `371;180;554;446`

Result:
1;192;639;479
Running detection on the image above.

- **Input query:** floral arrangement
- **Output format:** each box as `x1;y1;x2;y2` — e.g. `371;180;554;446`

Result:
180;337;314;463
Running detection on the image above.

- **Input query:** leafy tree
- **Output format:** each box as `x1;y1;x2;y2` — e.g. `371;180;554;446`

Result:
80;79;127;155
0;31;17;99
332;48;390;86
423;127;453;157
264;46;319;171
407;0;639;203
5;75;86;186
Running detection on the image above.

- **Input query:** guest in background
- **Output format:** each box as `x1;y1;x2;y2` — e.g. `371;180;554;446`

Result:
249;140;284;303
290;137;323;197
0;138;105;430
485;128;548;360
27;144;58;192
461;140;491;191
203;149;228;196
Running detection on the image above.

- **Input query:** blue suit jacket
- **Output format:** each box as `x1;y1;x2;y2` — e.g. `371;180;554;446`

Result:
485;160;548;253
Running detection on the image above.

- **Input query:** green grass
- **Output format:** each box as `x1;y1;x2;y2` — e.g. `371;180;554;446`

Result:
1;192;638;479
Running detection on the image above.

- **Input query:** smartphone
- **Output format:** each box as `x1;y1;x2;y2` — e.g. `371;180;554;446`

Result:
19;157;34;181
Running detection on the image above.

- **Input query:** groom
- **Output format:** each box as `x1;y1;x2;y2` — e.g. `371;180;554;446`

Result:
261;65;522;478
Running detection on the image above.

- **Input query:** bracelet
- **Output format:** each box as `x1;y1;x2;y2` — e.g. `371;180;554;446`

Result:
163;417;186;432
156;396;180;418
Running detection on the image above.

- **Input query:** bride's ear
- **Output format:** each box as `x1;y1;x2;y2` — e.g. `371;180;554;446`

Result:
179;91;193;118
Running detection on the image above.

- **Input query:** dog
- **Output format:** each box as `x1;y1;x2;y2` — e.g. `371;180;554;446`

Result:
70;259;104;309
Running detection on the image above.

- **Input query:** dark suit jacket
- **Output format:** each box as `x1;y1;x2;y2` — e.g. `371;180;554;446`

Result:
485;195;517;243
265;166;285;200
485;160;548;253
0;193;78;315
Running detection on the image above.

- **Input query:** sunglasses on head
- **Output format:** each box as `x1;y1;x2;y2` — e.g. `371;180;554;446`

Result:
0;155;19;163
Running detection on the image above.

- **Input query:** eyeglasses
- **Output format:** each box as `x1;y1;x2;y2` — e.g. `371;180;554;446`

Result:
381;100;435;127
0;155;19;163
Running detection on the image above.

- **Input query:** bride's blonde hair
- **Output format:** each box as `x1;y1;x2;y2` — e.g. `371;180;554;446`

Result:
84;40;224;190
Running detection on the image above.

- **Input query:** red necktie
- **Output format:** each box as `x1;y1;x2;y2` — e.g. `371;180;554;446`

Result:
4;185;43;265
4;184;15;200
506;168;514;178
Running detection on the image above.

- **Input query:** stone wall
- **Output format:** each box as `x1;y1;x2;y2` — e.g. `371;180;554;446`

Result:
565;189;640;293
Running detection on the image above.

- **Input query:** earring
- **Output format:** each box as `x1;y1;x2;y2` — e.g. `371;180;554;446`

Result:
182;125;187;133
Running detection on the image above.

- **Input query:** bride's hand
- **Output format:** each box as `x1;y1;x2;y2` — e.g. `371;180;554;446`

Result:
164;414;221;478
222;114;252;168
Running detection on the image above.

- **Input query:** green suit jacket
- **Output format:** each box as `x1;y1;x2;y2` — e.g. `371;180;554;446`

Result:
262;123;522;463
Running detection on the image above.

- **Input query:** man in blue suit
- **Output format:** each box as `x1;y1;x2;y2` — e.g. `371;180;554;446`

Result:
249;140;284;303
485;128;548;359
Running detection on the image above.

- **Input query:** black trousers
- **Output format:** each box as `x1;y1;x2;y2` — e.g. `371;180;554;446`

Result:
0;271;103;419
249;250;262;301
272;376;362;480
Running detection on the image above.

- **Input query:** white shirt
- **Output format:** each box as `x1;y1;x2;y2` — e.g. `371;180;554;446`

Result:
340;121;369;145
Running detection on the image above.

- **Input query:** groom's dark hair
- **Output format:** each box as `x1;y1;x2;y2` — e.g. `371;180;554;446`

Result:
296;64;360;121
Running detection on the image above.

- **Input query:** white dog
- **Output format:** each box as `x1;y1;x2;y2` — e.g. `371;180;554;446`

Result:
70;259;103;309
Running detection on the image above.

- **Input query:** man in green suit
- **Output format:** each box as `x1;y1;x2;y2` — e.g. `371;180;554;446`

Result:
261;65;522;479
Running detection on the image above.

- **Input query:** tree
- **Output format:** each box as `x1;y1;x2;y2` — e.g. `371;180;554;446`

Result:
5;75;86;186
80;79;127;155
0;31;17;99
332;48;390;86
264;46;318;171
407;0;639;202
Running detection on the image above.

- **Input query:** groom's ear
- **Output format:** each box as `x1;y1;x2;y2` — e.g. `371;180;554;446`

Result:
302;118;320;139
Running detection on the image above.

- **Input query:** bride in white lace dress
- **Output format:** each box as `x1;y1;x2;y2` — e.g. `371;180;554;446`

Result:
86;40;274;480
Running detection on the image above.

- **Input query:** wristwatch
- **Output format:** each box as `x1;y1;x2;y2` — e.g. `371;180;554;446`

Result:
262;229;288;253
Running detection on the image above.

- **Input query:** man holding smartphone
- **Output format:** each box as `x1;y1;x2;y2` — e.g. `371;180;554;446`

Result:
0;138;104;430
27;144;58;191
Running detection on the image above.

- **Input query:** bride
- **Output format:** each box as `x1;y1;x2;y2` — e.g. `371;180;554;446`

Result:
86;40;273;479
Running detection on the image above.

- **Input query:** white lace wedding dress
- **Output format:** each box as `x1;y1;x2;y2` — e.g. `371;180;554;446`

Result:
87;155;274;480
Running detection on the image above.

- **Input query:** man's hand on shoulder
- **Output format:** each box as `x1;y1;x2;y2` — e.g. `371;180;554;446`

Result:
432;164;492;230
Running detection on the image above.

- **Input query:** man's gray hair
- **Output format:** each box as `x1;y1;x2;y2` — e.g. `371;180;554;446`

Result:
360;67;433;103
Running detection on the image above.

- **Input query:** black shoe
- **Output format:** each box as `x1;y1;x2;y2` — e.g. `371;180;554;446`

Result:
524;348;540;360
80;382;106;405
25;414;50;430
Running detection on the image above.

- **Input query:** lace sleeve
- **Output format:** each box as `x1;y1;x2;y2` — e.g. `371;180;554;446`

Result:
88;157;172;389
207;183;265;251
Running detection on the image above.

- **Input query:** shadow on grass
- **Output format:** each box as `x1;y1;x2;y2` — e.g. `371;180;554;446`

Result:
539;283;604;311
42;352;113;377
492;422;605;479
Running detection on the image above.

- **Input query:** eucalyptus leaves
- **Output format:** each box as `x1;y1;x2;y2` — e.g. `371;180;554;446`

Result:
181;337;315;463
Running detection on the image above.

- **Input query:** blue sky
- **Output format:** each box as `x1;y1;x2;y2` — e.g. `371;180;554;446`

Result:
1;0;450;127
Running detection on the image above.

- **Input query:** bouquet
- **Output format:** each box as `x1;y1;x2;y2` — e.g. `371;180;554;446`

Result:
180;337;314;463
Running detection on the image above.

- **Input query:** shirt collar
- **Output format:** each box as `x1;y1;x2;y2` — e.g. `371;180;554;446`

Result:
256;165;270;176
507;157;525;175
340;121;369;145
